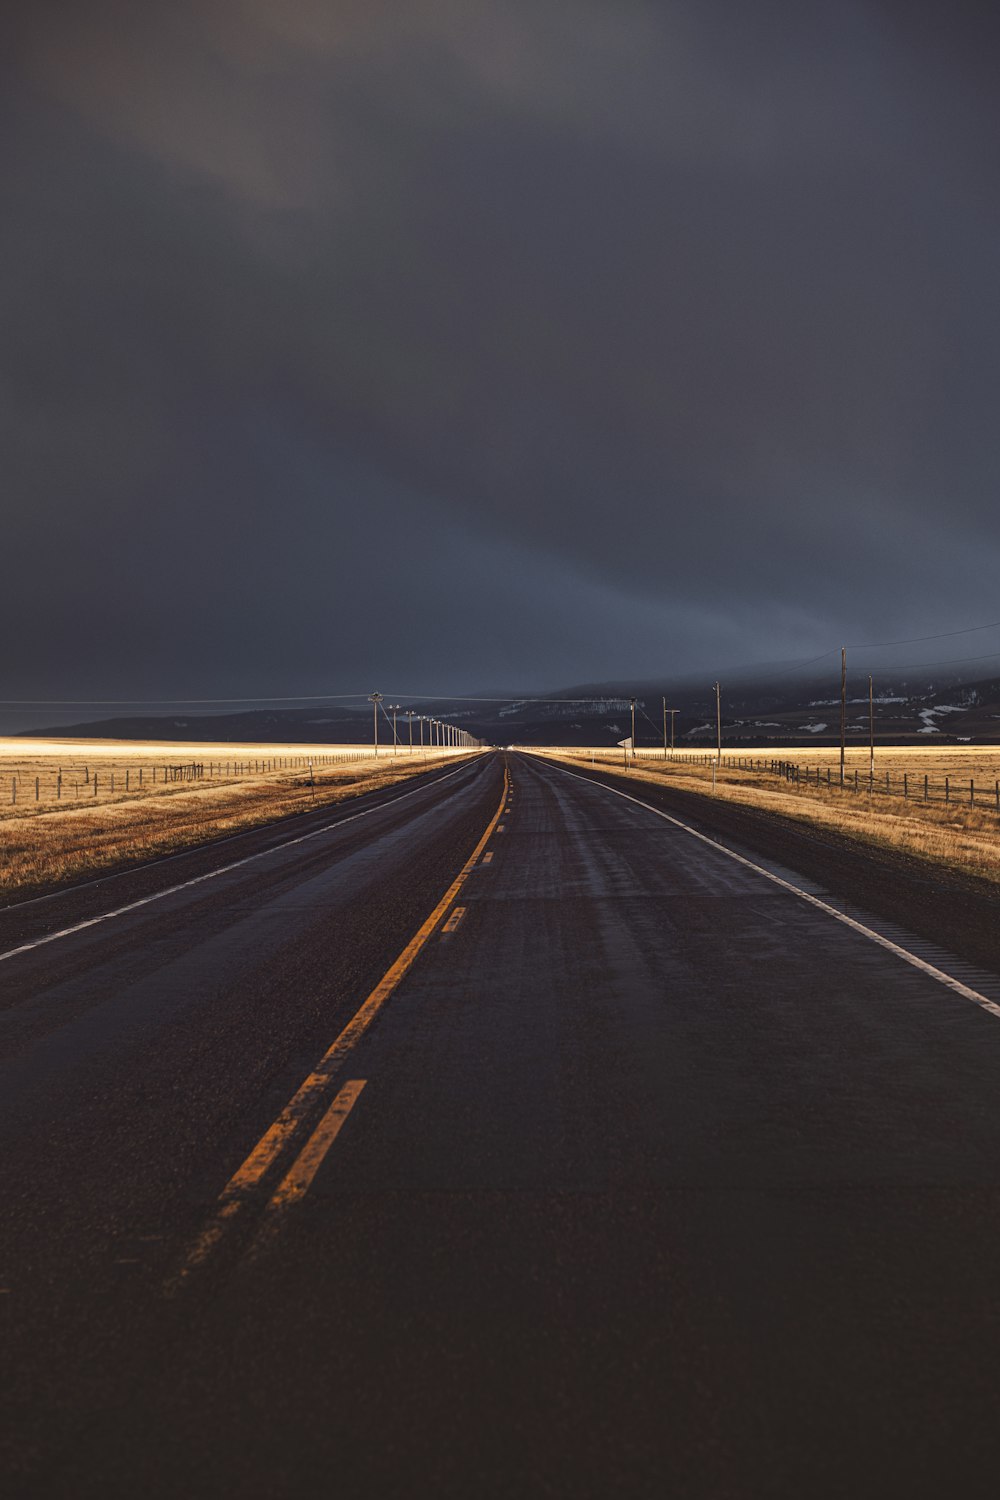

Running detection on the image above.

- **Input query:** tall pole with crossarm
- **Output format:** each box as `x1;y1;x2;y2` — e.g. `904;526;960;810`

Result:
368;692;383;757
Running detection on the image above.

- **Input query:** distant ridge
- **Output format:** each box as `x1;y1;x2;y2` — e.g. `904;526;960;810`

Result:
21;666;1000;747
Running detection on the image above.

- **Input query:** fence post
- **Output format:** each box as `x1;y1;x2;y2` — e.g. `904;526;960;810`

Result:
971;778;975;807
35;776;39;801
924;775;928;800
904;772;908;799
945;777;949;803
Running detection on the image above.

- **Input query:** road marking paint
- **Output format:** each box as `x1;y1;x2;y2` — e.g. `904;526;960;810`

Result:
167;765;508;1289
251;1081;366;1252
0;762;476;964
481;851;494;864
497;824;505;832
542;759;1000;1022
442;906;466;933
4;761;483;917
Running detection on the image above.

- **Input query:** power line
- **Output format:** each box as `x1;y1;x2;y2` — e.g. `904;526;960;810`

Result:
647;616;1000;686
751;650;840;679
0;690;642;709
848;619;1000;650
0;692;371;707
624;617;1000;689
864;648;1000;673
8;615;1000;712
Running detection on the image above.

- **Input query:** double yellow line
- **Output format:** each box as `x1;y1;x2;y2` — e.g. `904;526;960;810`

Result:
167;763;509;1290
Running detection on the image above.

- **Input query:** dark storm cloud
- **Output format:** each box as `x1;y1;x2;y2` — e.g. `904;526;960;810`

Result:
3;0;1000;706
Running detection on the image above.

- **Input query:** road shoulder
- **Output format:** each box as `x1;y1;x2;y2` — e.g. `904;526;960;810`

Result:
529;754;1000;978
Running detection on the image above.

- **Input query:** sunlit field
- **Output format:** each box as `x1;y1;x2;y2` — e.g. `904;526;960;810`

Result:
0;738;474;899
532;744;1000;886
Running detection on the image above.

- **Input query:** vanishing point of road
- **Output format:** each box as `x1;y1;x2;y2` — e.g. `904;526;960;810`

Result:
4;751;1000;1498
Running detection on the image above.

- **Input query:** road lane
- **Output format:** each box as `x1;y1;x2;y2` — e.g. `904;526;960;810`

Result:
0;755;482;958
6;750;1000;1497
168;762;507;1287
0;752;503;1490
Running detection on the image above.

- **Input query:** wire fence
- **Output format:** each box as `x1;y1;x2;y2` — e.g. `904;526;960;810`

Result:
2;746;454;813
630;749;1000;814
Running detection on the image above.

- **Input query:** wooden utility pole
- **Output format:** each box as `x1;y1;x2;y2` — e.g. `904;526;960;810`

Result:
715;683;722;763
839;648;847;786
369;692;383;756
662;696;667;759
630;698;636;766
868;674;874;785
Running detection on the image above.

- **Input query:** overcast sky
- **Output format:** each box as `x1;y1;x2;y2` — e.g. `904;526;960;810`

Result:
4;0;1000;711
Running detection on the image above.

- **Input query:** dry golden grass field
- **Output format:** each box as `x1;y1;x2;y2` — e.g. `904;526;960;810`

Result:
533;744;1000;887
0;738;474;899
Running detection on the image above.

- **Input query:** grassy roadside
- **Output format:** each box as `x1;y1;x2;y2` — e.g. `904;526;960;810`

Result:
0;752;478;902
531;748;1000;889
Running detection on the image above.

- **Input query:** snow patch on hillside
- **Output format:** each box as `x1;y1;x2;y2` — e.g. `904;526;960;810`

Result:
918;704;964;734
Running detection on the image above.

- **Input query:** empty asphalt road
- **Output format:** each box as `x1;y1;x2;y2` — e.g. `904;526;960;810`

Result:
4;750;1000;1498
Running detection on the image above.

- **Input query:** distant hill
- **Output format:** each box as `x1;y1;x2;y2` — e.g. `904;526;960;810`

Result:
19;706;373;745
21;667;1000;748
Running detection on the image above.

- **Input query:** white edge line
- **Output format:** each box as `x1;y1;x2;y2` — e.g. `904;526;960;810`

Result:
2;757;479;913
535;756;1000;1022
0;761;478;965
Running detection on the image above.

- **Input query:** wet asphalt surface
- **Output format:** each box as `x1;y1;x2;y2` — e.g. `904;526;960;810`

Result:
4;750;1000;1498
